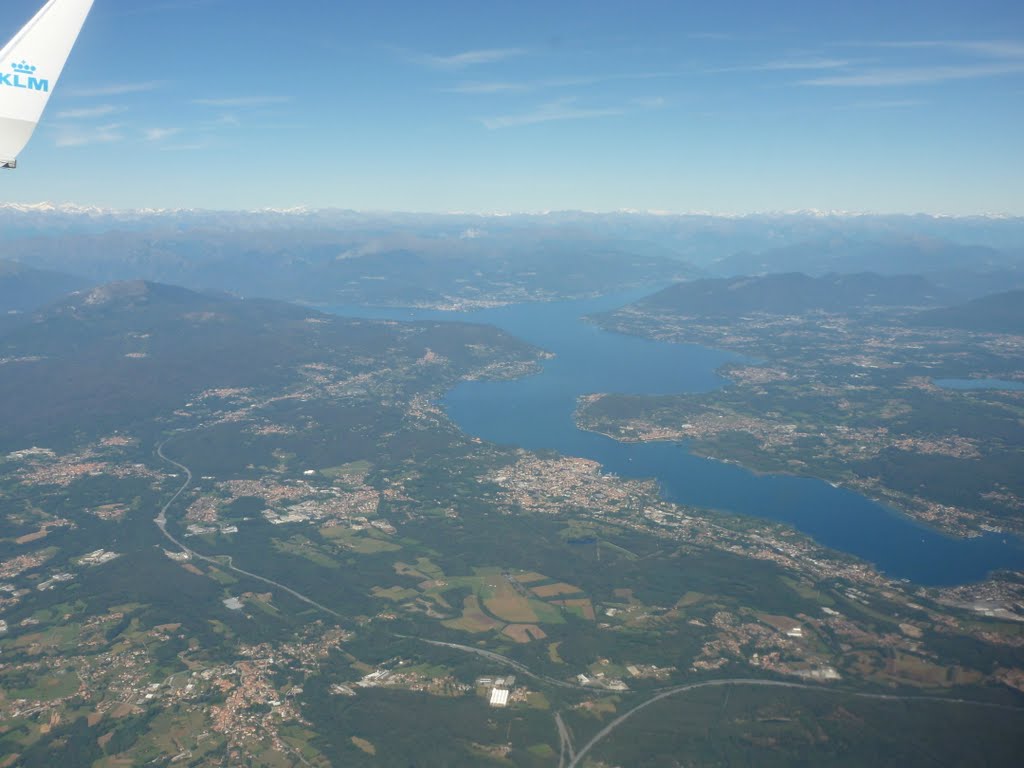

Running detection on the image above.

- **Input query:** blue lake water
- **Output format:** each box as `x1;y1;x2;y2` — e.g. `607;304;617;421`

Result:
329;293;1024;586
936;378;1024;391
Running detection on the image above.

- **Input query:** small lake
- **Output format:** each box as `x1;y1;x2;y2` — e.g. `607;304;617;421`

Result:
329;293;1024;586
936;378;1024;391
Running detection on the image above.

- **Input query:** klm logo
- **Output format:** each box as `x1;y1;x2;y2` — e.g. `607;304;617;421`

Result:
0;61;49;92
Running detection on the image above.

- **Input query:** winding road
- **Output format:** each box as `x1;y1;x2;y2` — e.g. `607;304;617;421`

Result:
411;638;593;691
155;440;344;620
565;678;1024;768
554;711;575;768
154;438;1023;767
156;440;584;685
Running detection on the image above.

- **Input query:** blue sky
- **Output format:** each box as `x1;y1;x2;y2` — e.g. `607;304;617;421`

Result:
2;0;1023;213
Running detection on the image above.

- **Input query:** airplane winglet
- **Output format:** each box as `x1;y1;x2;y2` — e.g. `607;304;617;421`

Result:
0;0;95;169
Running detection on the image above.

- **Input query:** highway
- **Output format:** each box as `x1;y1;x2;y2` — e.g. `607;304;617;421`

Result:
566;678;1024;768
406;637;592;691
554;711;575;768
154;437;1023;767
155;440;344;620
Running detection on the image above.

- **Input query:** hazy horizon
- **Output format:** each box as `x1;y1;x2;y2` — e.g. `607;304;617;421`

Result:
3;201;1024;219
2;0;1022;214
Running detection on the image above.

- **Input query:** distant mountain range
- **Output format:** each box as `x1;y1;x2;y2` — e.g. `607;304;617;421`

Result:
0;259;88;313
629;272;946;318
0;225;695;308
710;235;1018;276
0;281;325;449
0;280;537;451
909;289;1024;335
3;204;1023;263
2;205;1022;310
612;272;1024;337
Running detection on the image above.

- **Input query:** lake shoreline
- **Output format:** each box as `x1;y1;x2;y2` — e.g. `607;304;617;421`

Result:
328;293;1024;586
573;409;995;543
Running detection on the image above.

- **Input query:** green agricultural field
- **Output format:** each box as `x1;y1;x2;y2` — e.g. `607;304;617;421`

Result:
319;525;401;554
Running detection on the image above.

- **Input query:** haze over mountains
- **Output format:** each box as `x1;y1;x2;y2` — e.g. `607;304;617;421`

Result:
0;279;537;452
3;206;1023;261
607;273;1024;335
1;207;706;308
0;259;86;313
2;204;1024;766
911;289;1024;335
2;206;1024;314
713;236;1015;276
631;273;947;318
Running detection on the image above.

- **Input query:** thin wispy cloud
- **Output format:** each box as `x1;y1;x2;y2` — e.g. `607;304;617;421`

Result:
160;142;211;151
55;123;125;148
482;99;623;129
632;96;667;109
144;127;181;141
545;72;678;87
806;38;1024;86
443;82;529;94
729;57;853;72
446;71;678;96
952;40;1024;59
72;81;164;97
206;113;241;127
56;105;122;119
837;98;927;110
193;96;290;107
862;39;1024;59
803;62;1024;87
423;48;527;69
763;57;852;71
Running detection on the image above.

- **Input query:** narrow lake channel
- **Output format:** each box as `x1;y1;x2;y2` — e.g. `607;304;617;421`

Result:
330;292;1024;585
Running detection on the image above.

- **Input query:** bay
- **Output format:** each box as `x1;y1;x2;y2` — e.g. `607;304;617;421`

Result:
329;293;1024;585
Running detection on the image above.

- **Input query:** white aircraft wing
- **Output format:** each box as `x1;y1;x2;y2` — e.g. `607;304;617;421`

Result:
0;0;95;168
